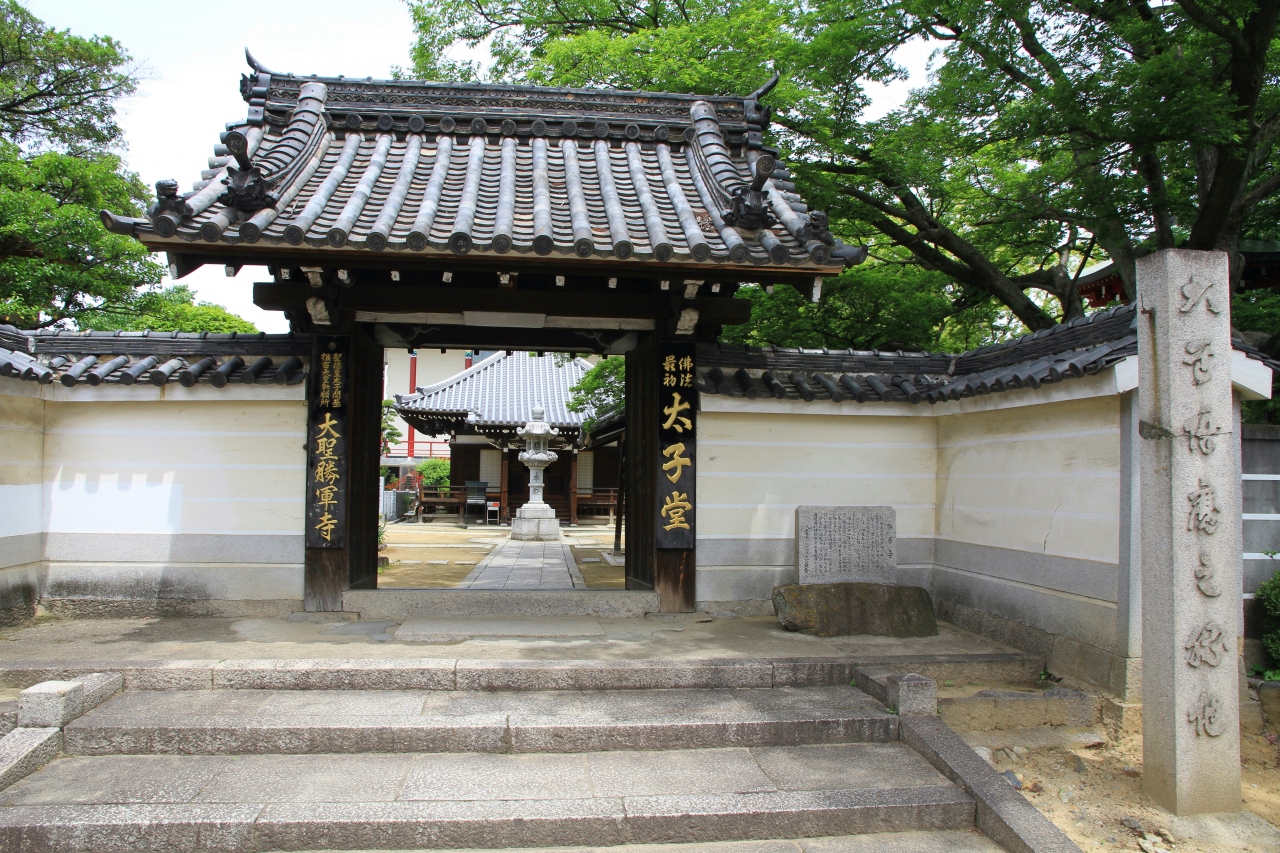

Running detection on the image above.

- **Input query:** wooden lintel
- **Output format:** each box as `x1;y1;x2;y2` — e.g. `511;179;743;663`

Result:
144;239;842;284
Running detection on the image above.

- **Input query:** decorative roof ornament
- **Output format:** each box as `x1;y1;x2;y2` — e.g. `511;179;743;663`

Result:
147;179;194;238
722;153;778;231
216;129;278;212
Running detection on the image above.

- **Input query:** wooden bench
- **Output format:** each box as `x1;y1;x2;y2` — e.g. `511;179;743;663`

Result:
575;489;619;523
414;485;466;521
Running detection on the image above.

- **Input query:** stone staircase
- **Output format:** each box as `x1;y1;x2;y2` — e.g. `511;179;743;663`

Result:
0;658;1079;853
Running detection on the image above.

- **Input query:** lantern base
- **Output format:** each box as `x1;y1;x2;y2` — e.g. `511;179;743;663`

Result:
511;502;561;541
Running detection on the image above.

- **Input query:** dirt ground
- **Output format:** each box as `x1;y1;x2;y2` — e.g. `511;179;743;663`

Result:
972;724;1280;851
376;522;625;588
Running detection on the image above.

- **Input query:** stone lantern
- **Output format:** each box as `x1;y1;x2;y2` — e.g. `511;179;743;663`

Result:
511;405;561;541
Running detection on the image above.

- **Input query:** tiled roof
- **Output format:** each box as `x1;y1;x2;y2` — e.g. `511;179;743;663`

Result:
107;53;860;275
697;304;1280;404
0;326;309;388
395;351;594;437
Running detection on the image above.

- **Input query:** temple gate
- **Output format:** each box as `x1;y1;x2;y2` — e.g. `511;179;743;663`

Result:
104;52;860;611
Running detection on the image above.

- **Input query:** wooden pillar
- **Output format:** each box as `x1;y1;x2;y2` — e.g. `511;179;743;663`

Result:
614;437;625;554
303;325;383;610
500;450;510;524
654;340;696;612
569;451;578;525
347;326;382;590
625;334;656;591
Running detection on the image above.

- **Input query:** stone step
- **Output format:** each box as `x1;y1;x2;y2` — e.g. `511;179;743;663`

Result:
0;744;976;852
0;652;1044;693
62;686;898;756
297;832;1005;853
345;589;660;618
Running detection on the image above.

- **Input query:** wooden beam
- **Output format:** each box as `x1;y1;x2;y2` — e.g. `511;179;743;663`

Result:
145;241;843;284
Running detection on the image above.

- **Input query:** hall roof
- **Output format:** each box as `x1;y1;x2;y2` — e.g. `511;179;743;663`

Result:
107;52;858;279
696;304;1280;404
0;325;309;388
396;351;594;442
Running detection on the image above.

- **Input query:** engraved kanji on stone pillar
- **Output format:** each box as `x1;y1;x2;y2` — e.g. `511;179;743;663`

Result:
1138;250;1240;815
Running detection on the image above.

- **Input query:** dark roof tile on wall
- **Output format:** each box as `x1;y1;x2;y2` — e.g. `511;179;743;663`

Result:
0;326;309;388
697;304;1279;405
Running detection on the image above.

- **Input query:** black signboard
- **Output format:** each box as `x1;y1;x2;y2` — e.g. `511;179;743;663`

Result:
655;341;696;549
305;335;350;549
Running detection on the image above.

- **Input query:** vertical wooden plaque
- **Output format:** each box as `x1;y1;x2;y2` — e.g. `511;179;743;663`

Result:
655;341;696;549
305;335;350;549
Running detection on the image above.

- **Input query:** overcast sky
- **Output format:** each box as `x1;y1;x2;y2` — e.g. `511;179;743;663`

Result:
25;1;929;333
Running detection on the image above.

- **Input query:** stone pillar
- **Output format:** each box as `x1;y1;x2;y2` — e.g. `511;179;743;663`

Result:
1138;249;1240;815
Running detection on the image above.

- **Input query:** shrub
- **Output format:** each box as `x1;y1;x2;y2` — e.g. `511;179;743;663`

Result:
1256;568;1280;679
416;457;450;487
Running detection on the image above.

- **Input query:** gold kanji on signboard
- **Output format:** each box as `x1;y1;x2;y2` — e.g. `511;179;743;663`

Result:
661;491;692;530
314;484;339;511
314;512;338;541
319;353;332;407
662;443;691;483
662;392;692;432
328;352;344;406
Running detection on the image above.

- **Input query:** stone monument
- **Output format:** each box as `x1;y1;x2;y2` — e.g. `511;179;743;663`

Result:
774;505;933;637
510;406;562;541
1138;249;1240;815
795;505;897;584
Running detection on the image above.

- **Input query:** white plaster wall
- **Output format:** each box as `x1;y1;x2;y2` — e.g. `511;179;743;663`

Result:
0;392;46;620
932;395;1124;659
695;410;937;602
0;384;309;611
935;395;1121;562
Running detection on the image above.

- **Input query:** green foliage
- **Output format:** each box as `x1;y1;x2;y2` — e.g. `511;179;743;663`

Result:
567;356;624;430
1233;287;1280;424
0;1;137;151
722;264;1019;353
76;285;255;333
0;5;160;328
415;457;450;487
406;0;1280;330
0;140;163;327
381;400;405;453
1257;569;1280;671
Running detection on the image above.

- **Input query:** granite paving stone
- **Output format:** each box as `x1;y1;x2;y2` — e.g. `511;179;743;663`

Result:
750;744;946;791
395;617;605;642
0;755;227;805
253;798;630;851
194;754;413;803
585;749;775;797
270;832;1003;853
0;803;262;853
400;753;595;801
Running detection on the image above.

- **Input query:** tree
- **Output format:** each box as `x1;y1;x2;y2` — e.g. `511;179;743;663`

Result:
567;355;624;430
381;399;405;454
0;3;162;329
0;0;137;151
76;284;256;333
404;0;1280;329
0;140;162;327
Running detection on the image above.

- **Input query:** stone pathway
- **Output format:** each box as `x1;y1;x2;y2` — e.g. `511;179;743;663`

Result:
457;539;584;590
